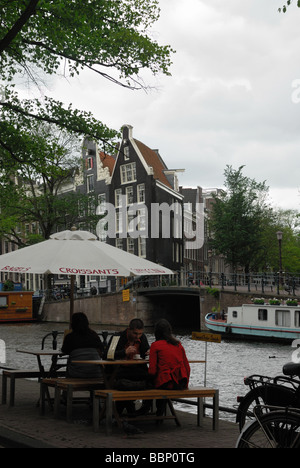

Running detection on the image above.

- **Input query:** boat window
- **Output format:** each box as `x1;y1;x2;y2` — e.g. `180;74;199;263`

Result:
275;310;291;327
232;311;238;318
295;311;300;328
258;309;268;321
0;296;7;307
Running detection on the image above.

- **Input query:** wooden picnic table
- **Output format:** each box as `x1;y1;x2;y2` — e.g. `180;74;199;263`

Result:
16;349;65;378
72;359;206;388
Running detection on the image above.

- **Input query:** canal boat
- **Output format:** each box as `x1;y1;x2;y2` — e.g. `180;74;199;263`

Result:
205;301;300;343
0;291;35;323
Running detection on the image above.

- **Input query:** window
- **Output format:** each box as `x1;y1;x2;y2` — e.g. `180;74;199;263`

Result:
127;212;135;233
137;184;145;203
86;157;93;169
124;146;130;160
120;163;136;184
276;310;291;327
0;296;7;307
116;211;123;234
115;189;122;208
126;186;134;205
138;237;146;258
137;208;147;232
116;238;123;250
97;193;106;214
87;174;94;193
295;311;300;328
232;311;238;318
258;309;268;321
127;238;135;255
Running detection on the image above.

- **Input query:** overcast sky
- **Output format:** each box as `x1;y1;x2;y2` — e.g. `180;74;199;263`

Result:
47;0;300;211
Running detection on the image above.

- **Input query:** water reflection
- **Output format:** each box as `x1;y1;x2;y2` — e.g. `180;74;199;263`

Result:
0;323;293;421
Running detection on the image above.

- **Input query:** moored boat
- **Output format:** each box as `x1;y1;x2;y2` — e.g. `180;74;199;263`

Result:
0;291;35;323
205;301;300;343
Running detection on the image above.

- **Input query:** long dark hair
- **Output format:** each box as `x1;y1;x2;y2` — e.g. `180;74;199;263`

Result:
71;312;90;334
154;319;179;346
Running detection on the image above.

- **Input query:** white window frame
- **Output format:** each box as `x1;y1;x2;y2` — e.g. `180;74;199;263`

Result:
138;236;146;258
126;186;134;205
275;310;291;327
120;163;136;184
115;189;122;208
87;174;94;193
137;183;145;203
127;237;135;255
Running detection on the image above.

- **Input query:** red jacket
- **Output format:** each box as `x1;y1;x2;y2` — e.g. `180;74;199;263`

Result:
148;340;190;389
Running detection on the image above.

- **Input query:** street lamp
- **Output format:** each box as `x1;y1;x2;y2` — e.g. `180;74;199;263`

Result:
276;231;283;286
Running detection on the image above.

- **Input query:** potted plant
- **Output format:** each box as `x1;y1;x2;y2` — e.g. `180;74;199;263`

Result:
253;298;265;305
269;298;281;305
286;299;298;306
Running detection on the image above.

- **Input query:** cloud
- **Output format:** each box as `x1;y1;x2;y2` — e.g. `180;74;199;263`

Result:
46;0;300;210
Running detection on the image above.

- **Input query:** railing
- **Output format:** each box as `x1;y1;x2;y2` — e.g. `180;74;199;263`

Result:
127;271;300;297
40;271;299;302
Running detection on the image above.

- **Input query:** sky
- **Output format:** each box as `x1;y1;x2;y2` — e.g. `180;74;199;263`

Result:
46;0;300;211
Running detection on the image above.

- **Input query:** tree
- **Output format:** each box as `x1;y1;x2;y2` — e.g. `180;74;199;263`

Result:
209;165;271;273
278;0;300;13
0;124;99;243
0;0;174;166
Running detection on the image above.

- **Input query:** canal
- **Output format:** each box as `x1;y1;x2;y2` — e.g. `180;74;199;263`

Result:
0;322;294;422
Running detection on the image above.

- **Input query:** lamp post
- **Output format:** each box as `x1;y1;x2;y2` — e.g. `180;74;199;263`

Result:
276;231;283;286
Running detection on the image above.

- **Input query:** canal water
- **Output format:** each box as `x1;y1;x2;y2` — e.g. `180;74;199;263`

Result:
0;322;294;422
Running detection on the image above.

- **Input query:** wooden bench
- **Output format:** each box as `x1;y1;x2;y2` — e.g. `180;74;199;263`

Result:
40;377;104;422
93;387;219;435
1;370;49;406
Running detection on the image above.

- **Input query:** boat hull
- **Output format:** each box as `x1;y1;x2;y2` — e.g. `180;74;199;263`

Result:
205;313;300;343
0;291;35;324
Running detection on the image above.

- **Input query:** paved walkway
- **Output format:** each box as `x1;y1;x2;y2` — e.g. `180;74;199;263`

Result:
0;376;239;449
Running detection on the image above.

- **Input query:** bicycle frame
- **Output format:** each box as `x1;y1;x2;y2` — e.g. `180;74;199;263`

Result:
236;373;300;425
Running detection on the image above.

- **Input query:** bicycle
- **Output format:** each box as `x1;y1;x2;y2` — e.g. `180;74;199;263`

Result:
236;361;300;431
236;405;300;448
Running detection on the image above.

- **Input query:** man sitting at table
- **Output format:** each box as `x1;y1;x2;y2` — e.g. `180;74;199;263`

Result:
105;318;152;416
62;312;104;379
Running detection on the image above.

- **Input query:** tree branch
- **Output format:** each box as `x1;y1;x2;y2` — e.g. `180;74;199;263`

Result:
0;0;40;54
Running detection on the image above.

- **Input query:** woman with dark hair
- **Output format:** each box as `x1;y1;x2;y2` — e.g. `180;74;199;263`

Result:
61;312;104;378
148;319;190;416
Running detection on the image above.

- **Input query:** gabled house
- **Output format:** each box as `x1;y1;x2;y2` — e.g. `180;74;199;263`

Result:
107;124;184;271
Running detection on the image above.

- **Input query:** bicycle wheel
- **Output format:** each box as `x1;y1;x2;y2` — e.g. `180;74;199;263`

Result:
236;410;300;448
237;387;268;431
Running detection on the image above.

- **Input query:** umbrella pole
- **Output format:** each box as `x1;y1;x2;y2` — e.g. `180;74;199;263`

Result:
70;275;75;326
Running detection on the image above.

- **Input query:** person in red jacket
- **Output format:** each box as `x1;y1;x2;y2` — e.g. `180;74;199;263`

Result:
148;319;190;416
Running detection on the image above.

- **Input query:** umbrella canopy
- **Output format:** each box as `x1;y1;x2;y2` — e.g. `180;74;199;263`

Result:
0;229;174;323
0;229;174;277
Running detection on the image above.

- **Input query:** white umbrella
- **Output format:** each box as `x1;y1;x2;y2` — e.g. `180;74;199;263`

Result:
0;228;174;322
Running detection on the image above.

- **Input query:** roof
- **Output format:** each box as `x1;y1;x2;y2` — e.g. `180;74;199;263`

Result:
134;139;172;189
99;151;115;176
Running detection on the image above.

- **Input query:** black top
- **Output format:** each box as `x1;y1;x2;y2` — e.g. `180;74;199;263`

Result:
105;328;150;360
61;329;103;356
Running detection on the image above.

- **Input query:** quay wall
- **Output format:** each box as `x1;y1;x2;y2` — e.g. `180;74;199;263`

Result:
43;289;256;331
43;293;154;330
